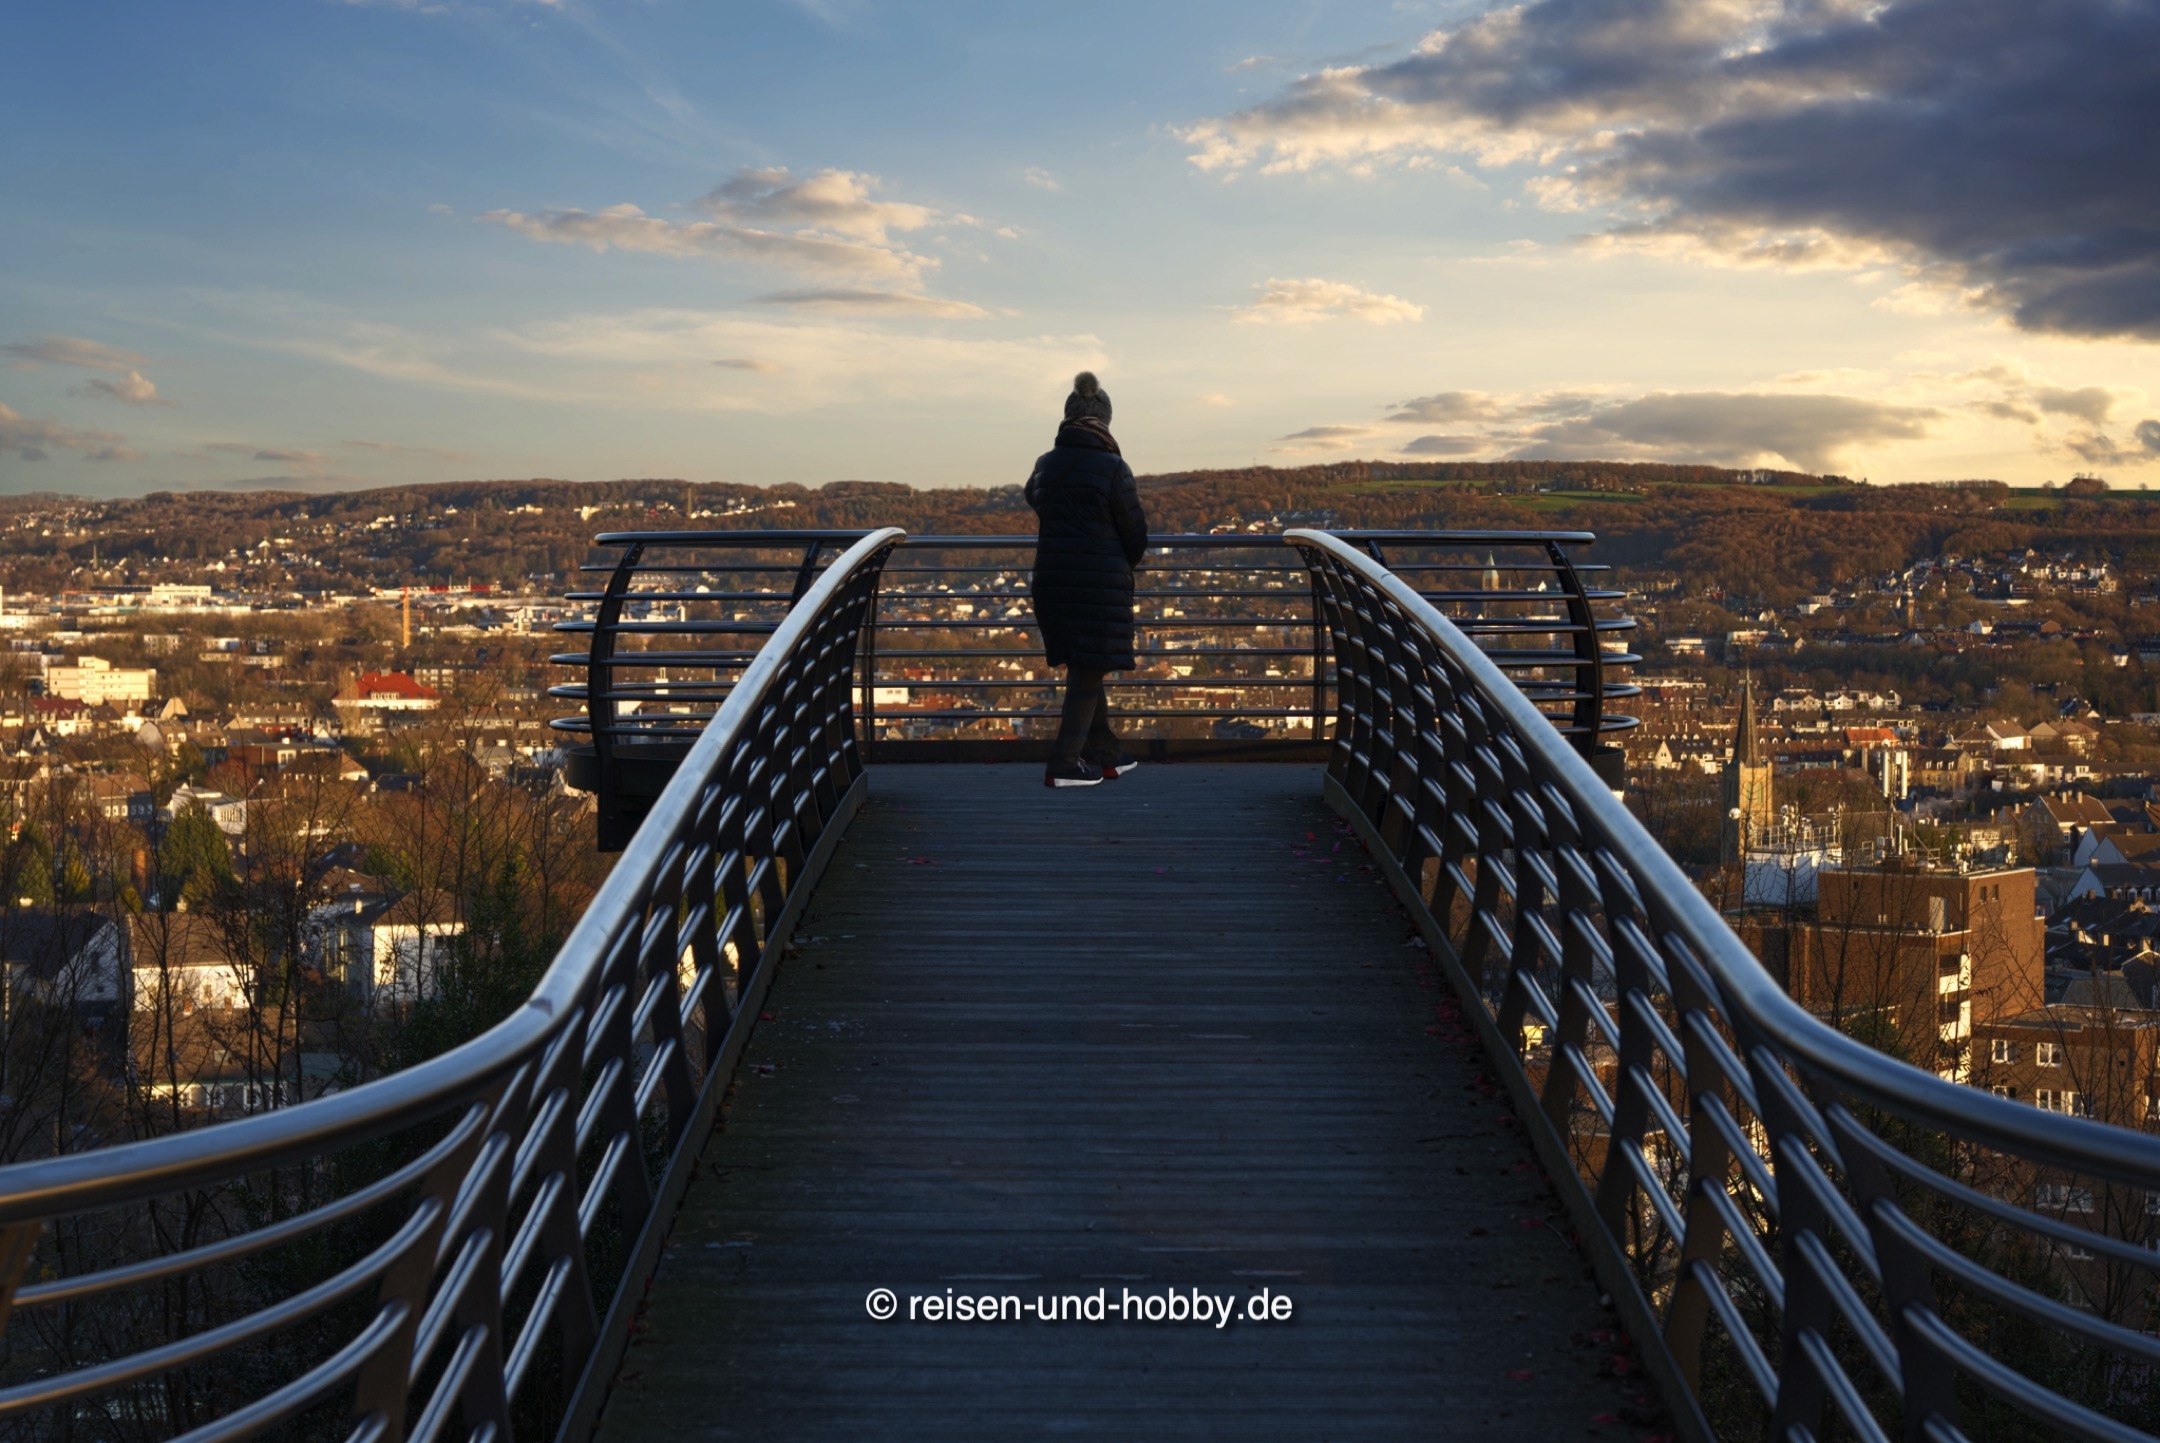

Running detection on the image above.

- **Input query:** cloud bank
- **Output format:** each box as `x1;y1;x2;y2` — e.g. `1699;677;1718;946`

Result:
77;370;168;406
1234;277;1423;325
2;335;150;371
0;402;141;462
1278;385;1938;472
1188;0;2160;340
482;166;987;315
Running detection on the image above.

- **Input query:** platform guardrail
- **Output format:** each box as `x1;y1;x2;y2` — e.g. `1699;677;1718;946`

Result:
1294;527;2160;1443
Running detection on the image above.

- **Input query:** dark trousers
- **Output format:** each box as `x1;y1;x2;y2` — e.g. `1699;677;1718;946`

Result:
1050;667;1122;764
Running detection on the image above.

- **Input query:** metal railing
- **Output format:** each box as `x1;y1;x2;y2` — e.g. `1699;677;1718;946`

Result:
550;528;1639;845
23;519;2148;1443
1295;528;2160;1443
0;530;900;1442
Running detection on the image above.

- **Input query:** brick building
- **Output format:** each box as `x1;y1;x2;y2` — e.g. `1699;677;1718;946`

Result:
1740;860;2045;1078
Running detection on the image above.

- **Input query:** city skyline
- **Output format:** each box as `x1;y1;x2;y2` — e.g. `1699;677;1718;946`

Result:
4;0;2157;497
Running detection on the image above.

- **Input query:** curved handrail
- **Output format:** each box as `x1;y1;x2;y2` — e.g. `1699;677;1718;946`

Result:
1294;535;2160;1171
1290;528;2160;1443
0;528;906;1442
550;527;1640;827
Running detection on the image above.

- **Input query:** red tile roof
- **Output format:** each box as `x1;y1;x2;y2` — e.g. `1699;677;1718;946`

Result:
353;672;438;701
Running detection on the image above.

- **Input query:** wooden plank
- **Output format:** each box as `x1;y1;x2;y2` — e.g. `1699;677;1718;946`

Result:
595;765;1667;1442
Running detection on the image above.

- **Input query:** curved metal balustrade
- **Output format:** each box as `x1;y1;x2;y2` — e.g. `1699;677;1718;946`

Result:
13;520;2144;1443
1293;527;2160;1443
550;528;1639;846
0;530;901;1443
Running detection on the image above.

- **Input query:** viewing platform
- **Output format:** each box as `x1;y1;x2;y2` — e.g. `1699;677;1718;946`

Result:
597;764;1655;1441
0;527;2150;1443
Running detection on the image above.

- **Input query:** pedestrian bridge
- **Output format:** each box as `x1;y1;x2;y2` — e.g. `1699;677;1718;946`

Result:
0;529;2150;1443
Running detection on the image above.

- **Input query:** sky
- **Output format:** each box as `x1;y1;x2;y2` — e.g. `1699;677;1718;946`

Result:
3;0;2158;497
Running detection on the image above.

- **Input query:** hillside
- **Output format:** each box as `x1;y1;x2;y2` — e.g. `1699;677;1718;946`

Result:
0;466;2149;602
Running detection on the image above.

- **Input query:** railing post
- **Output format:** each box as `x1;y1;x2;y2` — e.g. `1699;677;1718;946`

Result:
1307;568;1328;746
1544;539;1625;791
788;540;827;604
589;541;646;852
858;563;882;765
350;1100;493;1443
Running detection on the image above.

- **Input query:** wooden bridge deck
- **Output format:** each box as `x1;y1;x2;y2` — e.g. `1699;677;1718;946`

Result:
596;764;1666;1442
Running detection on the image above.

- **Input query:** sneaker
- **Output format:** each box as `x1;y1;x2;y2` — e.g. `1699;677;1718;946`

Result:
1044;758;1107;789
1084;751;1141;778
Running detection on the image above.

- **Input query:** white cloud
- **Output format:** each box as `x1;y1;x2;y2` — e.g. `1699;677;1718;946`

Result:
1936;362;2159;464
700;166;946;245
482;166;976;293
1022;167;1061;192
1272;424;1381;452
3;335;151;372
1520;391;1935;473
1234;277;1423;325
1279;382;1950;471
1385;390;1502;424
483;200;935;281
0;402;141;462
1197;393;1236;408
77;370;169;406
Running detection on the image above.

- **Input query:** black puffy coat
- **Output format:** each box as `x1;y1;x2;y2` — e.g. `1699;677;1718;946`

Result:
1025;424;1149;672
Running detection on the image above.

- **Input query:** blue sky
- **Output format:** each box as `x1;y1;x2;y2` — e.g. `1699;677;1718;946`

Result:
5;0;2158;496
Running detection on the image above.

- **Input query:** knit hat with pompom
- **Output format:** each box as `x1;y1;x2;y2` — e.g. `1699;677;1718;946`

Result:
1064;371;1112;424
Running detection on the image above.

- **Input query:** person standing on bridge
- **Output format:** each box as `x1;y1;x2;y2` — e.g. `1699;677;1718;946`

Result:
1027;371;1147;788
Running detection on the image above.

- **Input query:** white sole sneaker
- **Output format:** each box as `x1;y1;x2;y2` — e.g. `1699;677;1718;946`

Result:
1044;761;1106;787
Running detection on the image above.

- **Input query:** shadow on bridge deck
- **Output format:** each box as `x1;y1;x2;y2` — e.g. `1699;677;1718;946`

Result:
596;764;1665;1442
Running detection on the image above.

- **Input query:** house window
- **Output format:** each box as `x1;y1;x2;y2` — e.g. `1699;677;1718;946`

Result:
1990;1084;2018;1100
2037;1183;2095;1212
1991;1039;2017;1065
2037;1042;2064;1067
2036;1089;2056;1111
2066;1091;2092;1117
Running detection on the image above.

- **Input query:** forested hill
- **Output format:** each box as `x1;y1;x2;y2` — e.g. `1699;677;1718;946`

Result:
0;466;2151;601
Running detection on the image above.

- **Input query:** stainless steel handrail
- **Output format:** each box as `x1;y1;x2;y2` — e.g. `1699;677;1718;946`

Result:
549;528;1640;843
0;529;904;1442
1291;528;2160;1443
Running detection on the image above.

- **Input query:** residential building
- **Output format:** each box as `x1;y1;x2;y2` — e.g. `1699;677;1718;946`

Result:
128;913;250;1014
1741;860;2046;1078
0;910;126;1016
333;671;439;716
307;887;462;1004
45;656;157;706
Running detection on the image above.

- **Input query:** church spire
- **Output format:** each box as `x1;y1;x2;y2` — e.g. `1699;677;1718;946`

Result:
1736;673;1762;765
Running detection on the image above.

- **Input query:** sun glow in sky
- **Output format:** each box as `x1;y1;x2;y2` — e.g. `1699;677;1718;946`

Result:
4;0;2158;496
